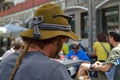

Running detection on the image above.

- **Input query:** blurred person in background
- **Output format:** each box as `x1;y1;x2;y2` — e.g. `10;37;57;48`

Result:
1;41;24;61
67;41;90;62
0;43;5;57
67;41;90;78
61;37;69;55
59;37;69;60
89;33;111;62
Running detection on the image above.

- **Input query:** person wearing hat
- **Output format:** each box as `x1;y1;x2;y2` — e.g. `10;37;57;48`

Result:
0;3;78;80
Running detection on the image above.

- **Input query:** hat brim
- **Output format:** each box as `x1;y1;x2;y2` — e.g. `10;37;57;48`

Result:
20;29;79;41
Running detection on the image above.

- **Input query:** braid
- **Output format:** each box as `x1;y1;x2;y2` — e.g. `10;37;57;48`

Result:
9;42;31;80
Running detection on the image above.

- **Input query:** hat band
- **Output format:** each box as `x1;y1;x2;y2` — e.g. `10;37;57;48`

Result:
32;23;71;39
36;23;71;31
31;16;71;39
31;16;71;31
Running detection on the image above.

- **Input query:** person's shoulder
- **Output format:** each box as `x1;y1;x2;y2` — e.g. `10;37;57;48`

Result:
1;52;19;63
25;52;64;67
47;59;66;70
68;50;73;54
110;47;120;56
94;41;99;45
112;47;120;51
103;42;110;45
95;41;100;44
50;59;64;66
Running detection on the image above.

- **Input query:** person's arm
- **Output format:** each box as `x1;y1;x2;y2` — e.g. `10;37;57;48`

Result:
88;47;96;57
71;55;78;60
92;48;97;56
92;61;112;72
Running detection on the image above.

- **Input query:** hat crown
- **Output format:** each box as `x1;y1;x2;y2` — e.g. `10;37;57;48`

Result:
34;3;69;26
71;42;80;47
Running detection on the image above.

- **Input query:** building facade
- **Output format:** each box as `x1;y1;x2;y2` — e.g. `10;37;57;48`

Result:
61;0;120;52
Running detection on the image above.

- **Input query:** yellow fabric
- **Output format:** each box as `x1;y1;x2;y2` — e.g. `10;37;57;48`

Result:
21;3;79;41
93;42;111;61
62;43;69;55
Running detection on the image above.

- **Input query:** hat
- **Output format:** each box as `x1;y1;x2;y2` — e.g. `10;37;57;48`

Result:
71;41;80;48
21;3;78;41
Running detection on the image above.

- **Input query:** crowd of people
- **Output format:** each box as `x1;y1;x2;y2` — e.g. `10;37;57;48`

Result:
77;31;120;80
0;2;120;80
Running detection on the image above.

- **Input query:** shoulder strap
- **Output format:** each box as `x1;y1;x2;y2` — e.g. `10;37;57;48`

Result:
100;42;109;54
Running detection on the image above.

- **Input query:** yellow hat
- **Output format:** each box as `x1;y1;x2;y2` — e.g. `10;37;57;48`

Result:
21;3;79;41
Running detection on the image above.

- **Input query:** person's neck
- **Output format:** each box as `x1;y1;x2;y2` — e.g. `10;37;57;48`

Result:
28;46;41;52
113;42;120;47
28;44;51;57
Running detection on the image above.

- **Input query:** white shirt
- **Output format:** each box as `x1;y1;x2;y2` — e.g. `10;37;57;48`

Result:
2;48;15;60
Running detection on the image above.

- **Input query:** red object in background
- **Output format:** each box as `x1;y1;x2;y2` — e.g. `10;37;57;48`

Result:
59;55;65;60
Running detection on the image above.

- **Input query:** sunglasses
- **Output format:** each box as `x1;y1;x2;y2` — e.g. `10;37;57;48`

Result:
72;47;79;50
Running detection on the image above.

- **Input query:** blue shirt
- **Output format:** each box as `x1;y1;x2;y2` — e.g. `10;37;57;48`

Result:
67;49;90;62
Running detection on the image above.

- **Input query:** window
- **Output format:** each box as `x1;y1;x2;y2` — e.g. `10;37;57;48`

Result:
102;6;119;34
81;12;88;38
69;14;75;32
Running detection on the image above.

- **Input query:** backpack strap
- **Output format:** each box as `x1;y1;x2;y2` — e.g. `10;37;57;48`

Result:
100;42;109;54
